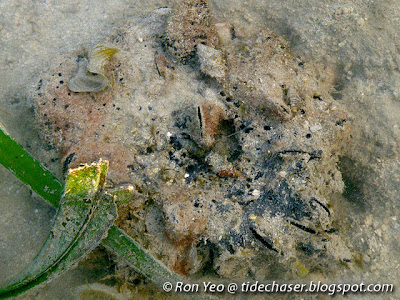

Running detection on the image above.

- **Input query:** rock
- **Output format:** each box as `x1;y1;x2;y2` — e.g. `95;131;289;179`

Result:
164;0;219;61
33;3;353;280
197;44;226;79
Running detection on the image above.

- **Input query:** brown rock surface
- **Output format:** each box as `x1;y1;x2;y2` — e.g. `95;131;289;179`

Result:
34;4;353;280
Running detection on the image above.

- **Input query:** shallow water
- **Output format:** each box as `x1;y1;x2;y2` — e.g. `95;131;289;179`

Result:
0;0;399;299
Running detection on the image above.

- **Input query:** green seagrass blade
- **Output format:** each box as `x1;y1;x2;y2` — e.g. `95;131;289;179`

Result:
0;160;117;298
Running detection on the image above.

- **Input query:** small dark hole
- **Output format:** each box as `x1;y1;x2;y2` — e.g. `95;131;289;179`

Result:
313;95;322;101
306;133;312;139
146;146;154;153
264;125;271;131
336;119;346;126
36;79;43;90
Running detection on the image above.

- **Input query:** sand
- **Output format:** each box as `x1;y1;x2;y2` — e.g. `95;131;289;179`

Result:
0;0;398;299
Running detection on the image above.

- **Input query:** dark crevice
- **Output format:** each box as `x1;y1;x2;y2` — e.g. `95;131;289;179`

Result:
289;221;317;234
249;227;278;252
338;156;368;211
311;197;331;216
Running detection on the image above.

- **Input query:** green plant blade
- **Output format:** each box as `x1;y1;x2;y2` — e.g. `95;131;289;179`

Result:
103;226;216;300
0;128;63;207
0;127;192;298
102;226;182;286
0;160;117;298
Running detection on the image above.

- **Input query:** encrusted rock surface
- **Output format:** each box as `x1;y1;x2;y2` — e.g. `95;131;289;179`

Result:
34;1;353;280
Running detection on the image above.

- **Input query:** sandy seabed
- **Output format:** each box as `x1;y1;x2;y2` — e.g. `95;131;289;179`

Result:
0;0;399;299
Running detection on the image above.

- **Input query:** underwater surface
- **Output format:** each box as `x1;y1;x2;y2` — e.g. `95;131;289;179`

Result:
0;0;399;299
